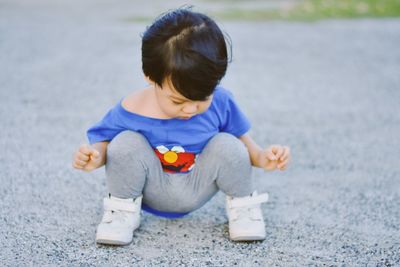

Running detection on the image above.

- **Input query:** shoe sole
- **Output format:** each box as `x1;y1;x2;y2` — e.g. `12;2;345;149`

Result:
95;225;139;246
96;237;132;246
230;235;266;241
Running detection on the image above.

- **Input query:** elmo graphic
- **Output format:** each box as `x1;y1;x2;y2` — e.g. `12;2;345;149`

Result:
154;145;196;173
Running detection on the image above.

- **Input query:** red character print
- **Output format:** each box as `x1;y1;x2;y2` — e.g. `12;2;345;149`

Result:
154;145;196;173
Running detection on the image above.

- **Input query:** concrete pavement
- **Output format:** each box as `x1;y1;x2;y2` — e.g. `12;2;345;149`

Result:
0;0;399;266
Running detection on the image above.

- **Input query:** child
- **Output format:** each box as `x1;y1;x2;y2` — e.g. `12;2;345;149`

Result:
72;8;290;245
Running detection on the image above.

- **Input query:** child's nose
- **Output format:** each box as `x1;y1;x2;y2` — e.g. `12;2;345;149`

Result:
182;103;198;114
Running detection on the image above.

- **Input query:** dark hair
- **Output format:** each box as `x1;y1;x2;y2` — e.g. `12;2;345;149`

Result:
142;8;230;101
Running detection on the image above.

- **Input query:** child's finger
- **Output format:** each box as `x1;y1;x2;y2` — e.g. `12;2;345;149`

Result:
266;150;277;161
270;145;278;153
72;162;83;169
79;144;93;156
77;153;90;162
90;150;100;159
277;158;289;169
279;146;290;161
274;146;284;159
75;158;88;166
79;145;100;160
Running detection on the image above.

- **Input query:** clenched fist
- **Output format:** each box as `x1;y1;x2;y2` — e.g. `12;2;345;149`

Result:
72;144;104;172
258;145;290;171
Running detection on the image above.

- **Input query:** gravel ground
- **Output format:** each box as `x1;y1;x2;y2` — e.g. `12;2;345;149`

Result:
1;0;400;266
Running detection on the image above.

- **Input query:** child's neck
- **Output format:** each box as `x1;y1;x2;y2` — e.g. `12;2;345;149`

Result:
145;87;173;119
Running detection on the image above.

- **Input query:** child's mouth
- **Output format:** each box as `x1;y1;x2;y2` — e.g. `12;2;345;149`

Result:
179;115;194;119
178;112;199;119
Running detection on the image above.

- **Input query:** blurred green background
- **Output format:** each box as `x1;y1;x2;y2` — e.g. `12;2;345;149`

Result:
128;0;400;22
215;0;400;21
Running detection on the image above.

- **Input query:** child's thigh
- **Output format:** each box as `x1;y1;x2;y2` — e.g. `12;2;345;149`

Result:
141;133;250;212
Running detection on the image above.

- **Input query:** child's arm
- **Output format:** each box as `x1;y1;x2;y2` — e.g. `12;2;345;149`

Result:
72;141;109;172
239;133;290;171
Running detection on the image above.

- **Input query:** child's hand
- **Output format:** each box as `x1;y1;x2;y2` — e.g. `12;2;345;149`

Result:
72;144;102;172
259;145;290;171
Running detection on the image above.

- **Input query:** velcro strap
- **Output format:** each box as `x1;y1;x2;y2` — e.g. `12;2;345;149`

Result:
103;198;137;213
229;193;269;209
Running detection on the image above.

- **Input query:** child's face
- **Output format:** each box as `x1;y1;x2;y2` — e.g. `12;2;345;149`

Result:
154;79;213;120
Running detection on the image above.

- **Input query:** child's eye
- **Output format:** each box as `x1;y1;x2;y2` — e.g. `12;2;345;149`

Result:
171;100;184;105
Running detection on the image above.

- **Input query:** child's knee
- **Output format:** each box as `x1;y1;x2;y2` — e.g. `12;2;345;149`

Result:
107;131;149;159
208;133;250;164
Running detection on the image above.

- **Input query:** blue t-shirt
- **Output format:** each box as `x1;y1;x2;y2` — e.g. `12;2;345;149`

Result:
87;86;251;174
87;86;250;218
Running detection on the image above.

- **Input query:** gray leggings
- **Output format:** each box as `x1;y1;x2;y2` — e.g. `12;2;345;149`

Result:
105;131;254;213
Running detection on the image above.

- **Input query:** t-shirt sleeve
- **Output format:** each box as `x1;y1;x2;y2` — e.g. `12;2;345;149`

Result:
219;89;251;137
86;103;127;144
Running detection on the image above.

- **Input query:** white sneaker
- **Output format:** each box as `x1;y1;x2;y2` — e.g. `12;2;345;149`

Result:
226;191;269;241
95;195;142;245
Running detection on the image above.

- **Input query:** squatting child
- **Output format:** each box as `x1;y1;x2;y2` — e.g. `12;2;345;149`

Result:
72;8;290;245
